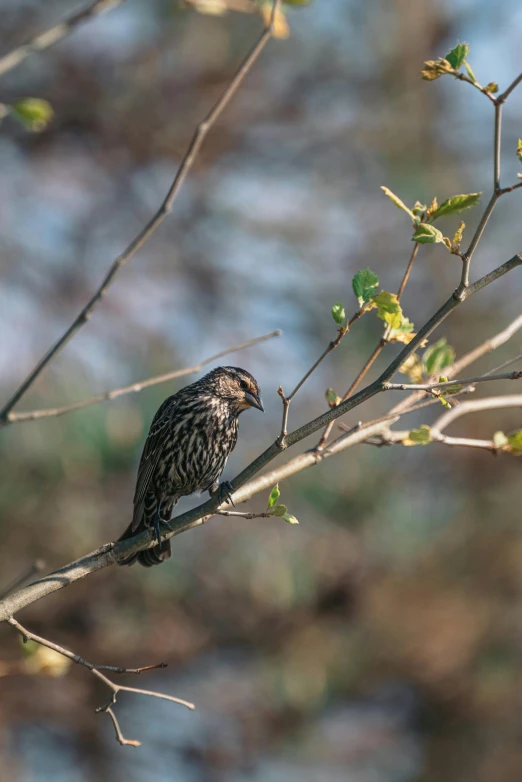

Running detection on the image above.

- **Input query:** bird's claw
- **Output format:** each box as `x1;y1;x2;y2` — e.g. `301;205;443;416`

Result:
218;481;236;507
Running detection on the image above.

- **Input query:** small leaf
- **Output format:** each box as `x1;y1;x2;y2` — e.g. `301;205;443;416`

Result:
352;268;379;307
380;186;416;221
506;430;522;455
282;512;299;525
464;61;478;83
387;317;416;344
267;484;280;510
399;353;424;383
412;223;444;244
438;395;451;409
403;425;432;446
423;338;455;376
453;221;465;247
446;41;470;70
325;388;341;407
421;58;454;81
517;139;522;164
260;2;290;37
431;192;481;220
11;98;53;132
426;196;439;218
412;201;427;216
272;504;288;516
331;302;345;326
493;431;508;449
485;82;499;94
371;291;403;330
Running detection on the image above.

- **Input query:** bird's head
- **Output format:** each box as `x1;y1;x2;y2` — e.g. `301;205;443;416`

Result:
205;366;264;415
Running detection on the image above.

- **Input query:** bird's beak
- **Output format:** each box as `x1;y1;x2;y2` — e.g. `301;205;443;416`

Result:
245;391;264;412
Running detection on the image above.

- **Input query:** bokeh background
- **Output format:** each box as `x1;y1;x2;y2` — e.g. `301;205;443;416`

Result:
1;1;522;780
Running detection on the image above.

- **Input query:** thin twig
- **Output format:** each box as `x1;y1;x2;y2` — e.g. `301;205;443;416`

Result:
0;0;282;425
382;370;522;392
7;617;194;747
497;72;522;103
217;510;273;519
2;330;281;427
0;0;126;78
276;308;366;444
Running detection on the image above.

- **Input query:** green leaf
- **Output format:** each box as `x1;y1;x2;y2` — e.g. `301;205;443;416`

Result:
272;504;288;516
412;223;444;244
371;291;403;329
404;425;432;446
485;82;499;94
267;484;280;510
331;302;345;326
431;192;481;220
517;139;522;164
352;268;379;307
464;61;478;83
412;201;427;216
11;98;53;132
446;41;470;70
506;430;522;455
380;186;416;221
423;338;455;376
387;317;416;344
282;512;299;525
438;395;451;409
325;388;341;407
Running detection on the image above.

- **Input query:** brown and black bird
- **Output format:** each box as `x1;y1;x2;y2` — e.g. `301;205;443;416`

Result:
117;366;263;567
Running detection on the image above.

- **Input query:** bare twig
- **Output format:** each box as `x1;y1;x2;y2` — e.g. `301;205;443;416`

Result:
0;0;126;78
2;330;281;427
0;0;282;426
430;394;522;435
382;370;522;392
277;308;366;444
217;509;273;519
6;617;194;747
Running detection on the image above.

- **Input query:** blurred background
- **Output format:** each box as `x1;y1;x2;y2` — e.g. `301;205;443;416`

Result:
1;0;522;780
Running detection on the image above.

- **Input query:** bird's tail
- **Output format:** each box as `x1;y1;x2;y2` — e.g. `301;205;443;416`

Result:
116;517;171;568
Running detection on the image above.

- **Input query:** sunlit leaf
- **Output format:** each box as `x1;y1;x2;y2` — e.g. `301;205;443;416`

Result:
371;291;403;329
446;41;470;70
11;98;53;132
282;512;299;525
421;58;454;81
506;430;522;455
272;504;288;516
325;388;341;408
453;221;465;247
464;61;478;83
399;353;424;383
412;224;445;244
267;484;280;510
403;425;432;446
485;82;499;94
387;317;416;344
517;139;522;164
431;192;481;220
380;186;416;221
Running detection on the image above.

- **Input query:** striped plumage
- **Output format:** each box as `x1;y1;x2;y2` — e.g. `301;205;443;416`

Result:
117;366;263;567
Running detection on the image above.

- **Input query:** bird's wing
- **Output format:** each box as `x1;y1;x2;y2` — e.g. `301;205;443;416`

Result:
131;395;177;530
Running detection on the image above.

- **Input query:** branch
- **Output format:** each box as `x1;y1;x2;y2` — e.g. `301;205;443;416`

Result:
7;617;194;747
1;250;521;623
2;330;281;427
382;370;522;392
0;0;282;425
0;0;126;78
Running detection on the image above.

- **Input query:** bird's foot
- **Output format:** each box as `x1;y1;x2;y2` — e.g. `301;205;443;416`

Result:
215;481;236;507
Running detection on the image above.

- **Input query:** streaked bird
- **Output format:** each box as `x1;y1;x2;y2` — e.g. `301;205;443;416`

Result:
117;366;263;567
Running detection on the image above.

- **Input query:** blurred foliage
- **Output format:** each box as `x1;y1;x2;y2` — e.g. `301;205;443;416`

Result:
1;2;522;782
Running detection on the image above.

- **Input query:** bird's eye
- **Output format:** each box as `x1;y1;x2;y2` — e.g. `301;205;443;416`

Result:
239;380;249;391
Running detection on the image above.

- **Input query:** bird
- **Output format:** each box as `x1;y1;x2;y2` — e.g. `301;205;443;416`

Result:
116;366;263;567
